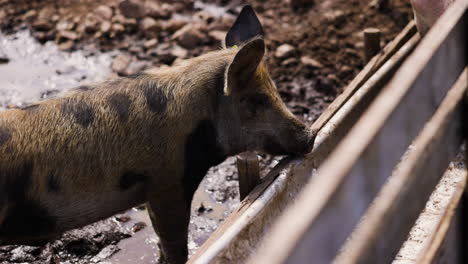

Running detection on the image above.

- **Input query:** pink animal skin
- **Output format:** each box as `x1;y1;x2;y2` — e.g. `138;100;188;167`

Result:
410;0;455;35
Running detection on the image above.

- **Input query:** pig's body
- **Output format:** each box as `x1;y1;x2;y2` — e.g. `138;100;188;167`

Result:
0;6;314;264
0;50;234;240
411;0;454;35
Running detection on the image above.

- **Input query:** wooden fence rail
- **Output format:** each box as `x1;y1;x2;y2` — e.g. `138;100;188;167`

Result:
250;0;467;263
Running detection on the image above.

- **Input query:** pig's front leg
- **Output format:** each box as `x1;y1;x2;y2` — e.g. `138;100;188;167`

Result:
147;186;191;264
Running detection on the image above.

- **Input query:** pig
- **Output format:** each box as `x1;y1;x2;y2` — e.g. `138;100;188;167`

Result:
410;0;454;35
0;5;315;264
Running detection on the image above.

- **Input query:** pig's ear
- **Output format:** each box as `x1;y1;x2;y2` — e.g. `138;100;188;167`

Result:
225;5;264;48
224;38;265;95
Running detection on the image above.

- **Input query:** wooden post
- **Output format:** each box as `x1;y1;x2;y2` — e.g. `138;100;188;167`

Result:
237;152;260;200
364;28;381;63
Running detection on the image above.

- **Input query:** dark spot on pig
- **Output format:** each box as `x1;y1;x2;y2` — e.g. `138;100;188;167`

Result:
74;85;94;92
108;93;131;122
4;162;33;201
143;83;168;113
0;200;55;237
61;98;95;127
183;120;226;206
0;162;54;238
48;172;60;192
119;172;148;190
0;125;12;146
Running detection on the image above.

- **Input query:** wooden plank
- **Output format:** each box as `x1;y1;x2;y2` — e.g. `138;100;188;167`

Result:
309;21;416;135
336;68;467;264
188;29;420;264
417;165;467;264
364;28;381;63
250;2;467;264
237;152;260;200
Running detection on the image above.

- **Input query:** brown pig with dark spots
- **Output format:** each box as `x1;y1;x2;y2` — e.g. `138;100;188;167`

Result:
0;5;315;264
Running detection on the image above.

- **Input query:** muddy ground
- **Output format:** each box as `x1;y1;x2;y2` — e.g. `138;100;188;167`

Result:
0;0;412;263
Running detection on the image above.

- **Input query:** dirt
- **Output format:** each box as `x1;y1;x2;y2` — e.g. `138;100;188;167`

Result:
0;0;413;263
393;151;466;264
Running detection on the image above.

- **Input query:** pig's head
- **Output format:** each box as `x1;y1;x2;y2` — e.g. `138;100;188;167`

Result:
215;6;315;156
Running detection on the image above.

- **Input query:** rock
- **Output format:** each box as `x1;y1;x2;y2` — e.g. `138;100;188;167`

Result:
58;30;79;41
323;10;346;23
143;38;158;49
170;45;188;59
59;40;74;51
112;54;132;74
193;10;214;24
172;24;205;49
208;15;235;31
0;49;8;64
56;19;74;31
51;14;60;22
300;56;323;68
151;43;176;64
145;1;172;19
32;19;52;31
95;5;113;20
290;0;315;8
38;6;54;20
275;44;296;59
9;246;38;262
22;10;37;21
163;18;188;33
111;23;125;34
83;14;100;33
208;30;226;45
0;10;6;24
139;17;162;38
119;0;145;19
132;221;147;233
100;20;112;33
90;245;120;262
282;58;298;66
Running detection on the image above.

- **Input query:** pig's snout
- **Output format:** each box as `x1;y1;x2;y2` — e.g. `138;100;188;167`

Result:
292;128;315;155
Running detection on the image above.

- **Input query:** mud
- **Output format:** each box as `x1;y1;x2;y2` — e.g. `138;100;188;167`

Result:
0;0;413;263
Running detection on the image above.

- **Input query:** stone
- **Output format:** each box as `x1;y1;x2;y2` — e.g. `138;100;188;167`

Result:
145;1;172;19
282;58;298;66
0;48;9;64
95;5;113;20
163;18;187;33
139;17;162;38
32;19;52;31
58;30;79;42
83;14;100;33
112;54;132;74
290;0;315;8
143;38;158;49
111;23;125;34
208;30;226;45
22;10;37;21
119;0;145;19
100;20;112;33
275;44;296;59
170;45;188;59
300;56;323;68
59;40;74;51
56;20;74;31
172;24;205;49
